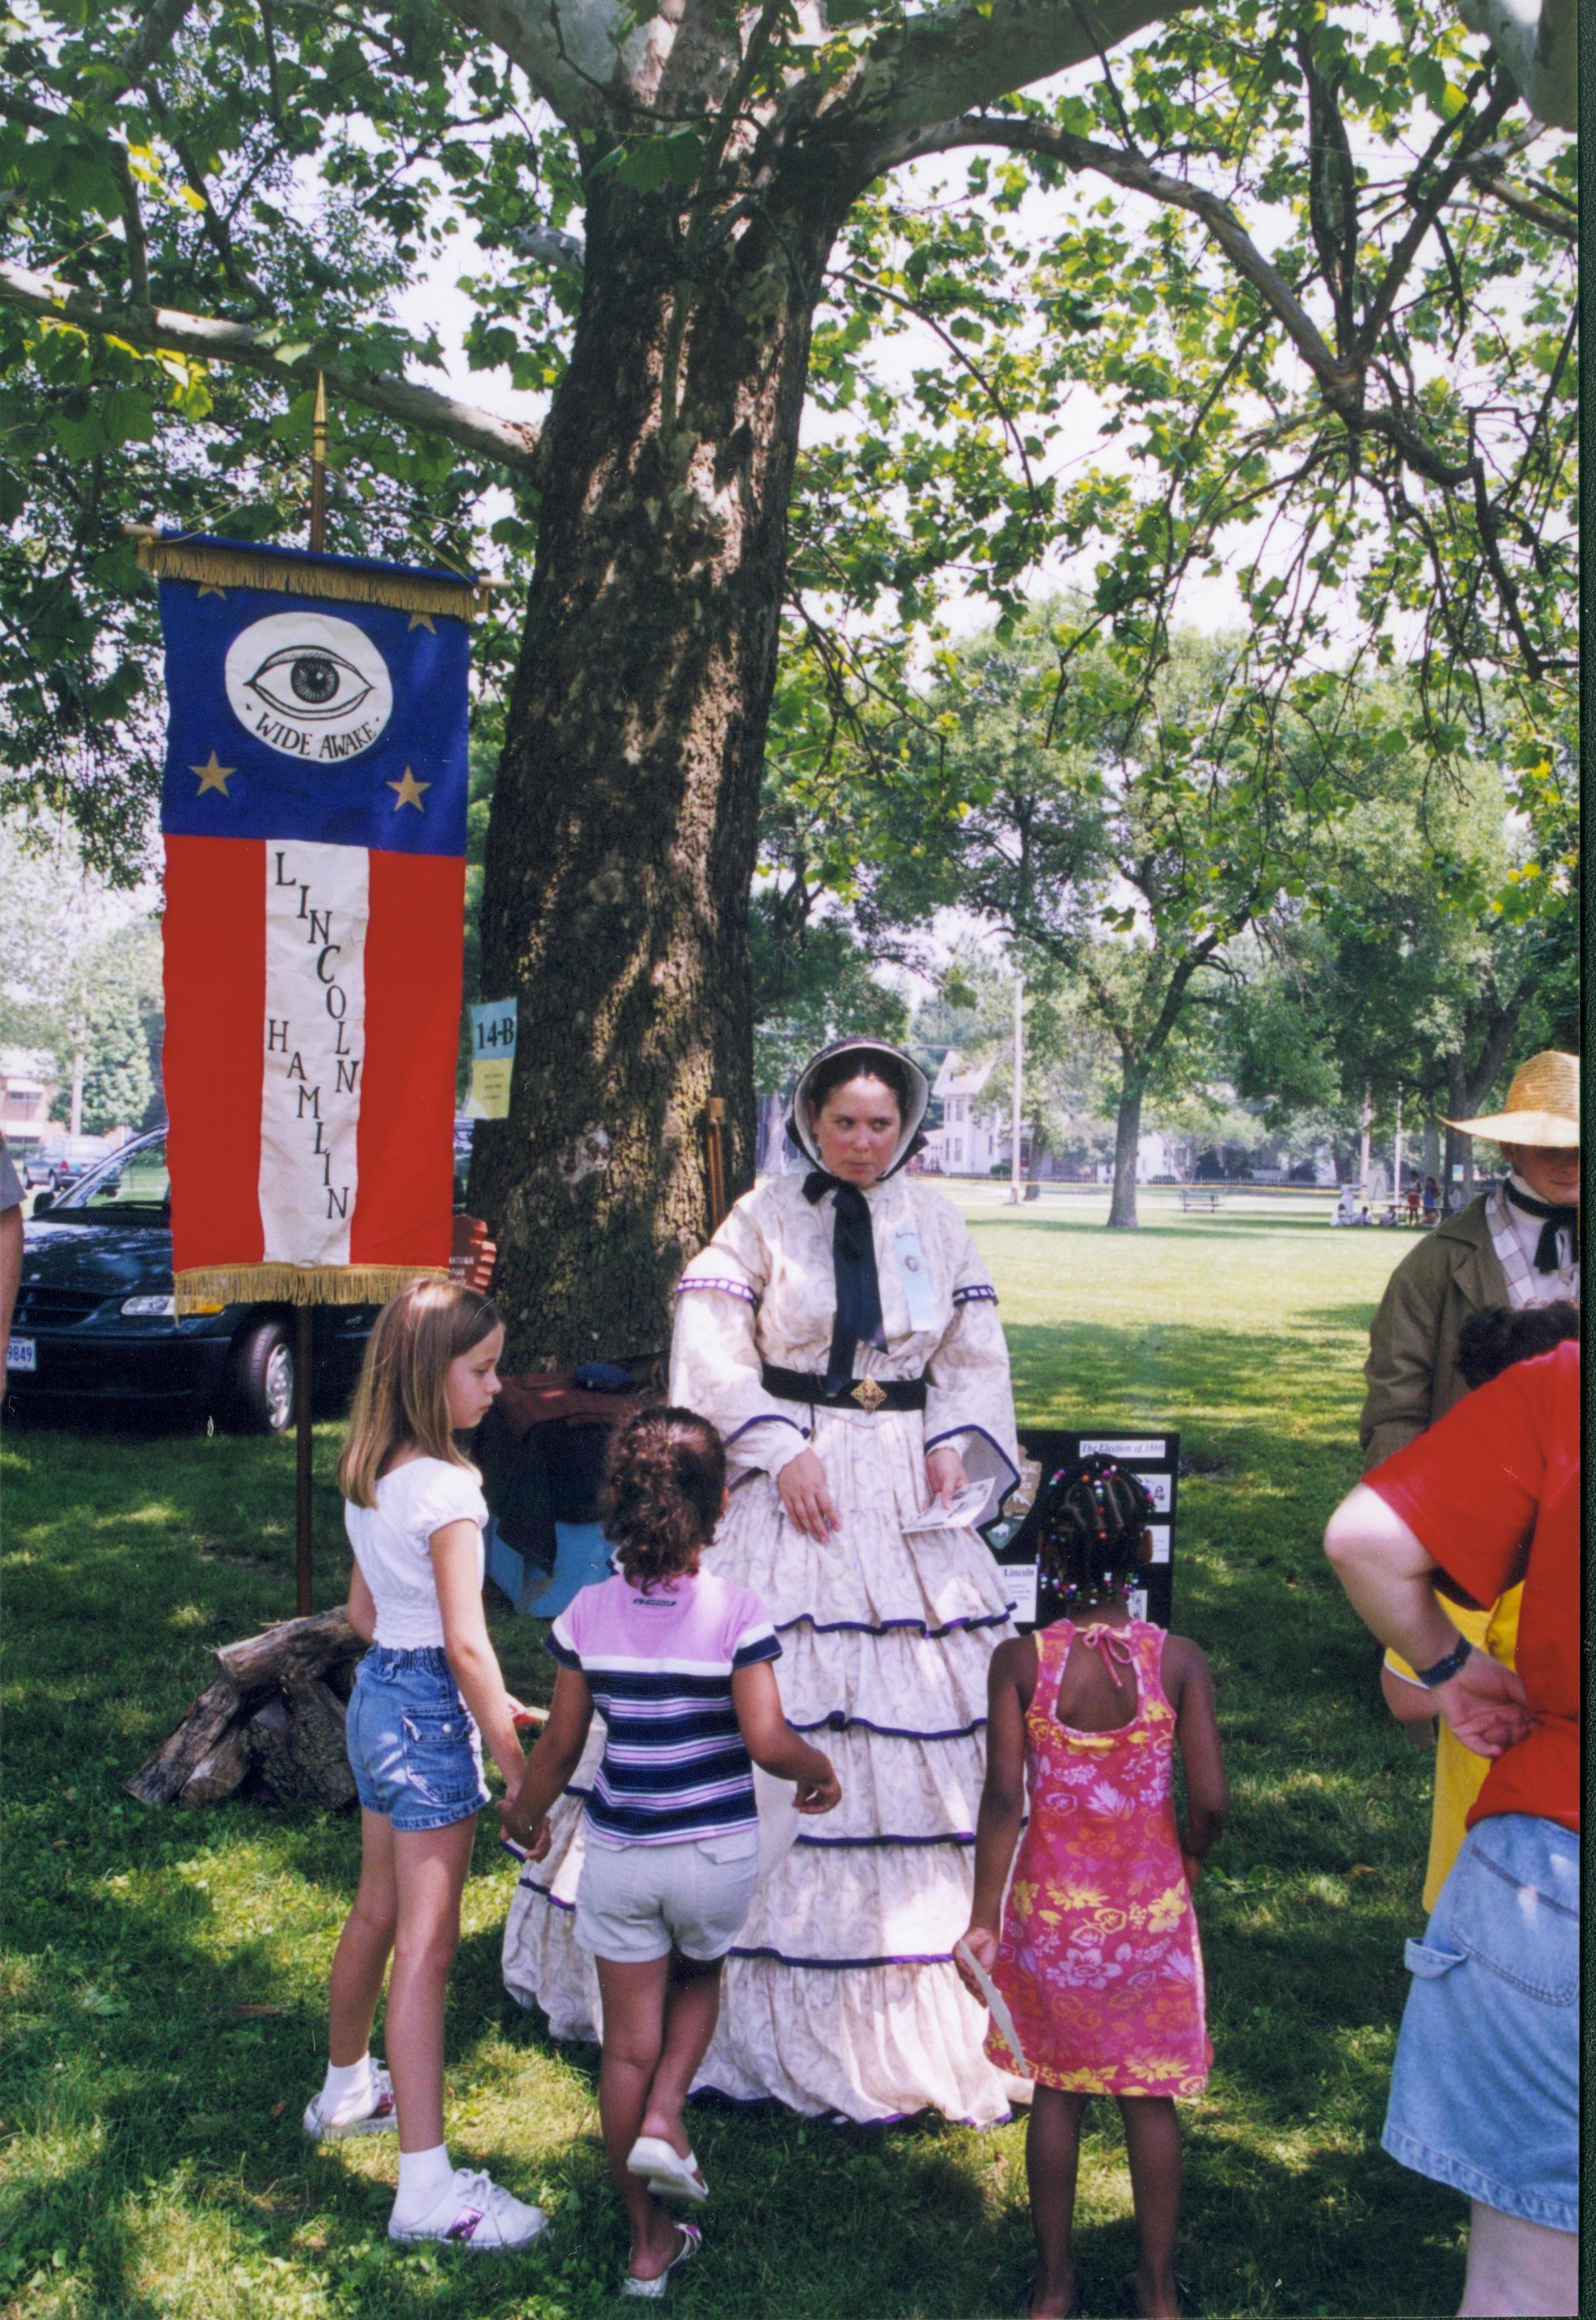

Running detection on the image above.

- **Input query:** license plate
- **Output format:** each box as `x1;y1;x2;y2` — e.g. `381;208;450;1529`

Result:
5;1335;36;1372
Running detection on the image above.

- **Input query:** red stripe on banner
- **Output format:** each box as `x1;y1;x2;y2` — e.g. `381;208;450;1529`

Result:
163;835;266;1269
351;849;464;1268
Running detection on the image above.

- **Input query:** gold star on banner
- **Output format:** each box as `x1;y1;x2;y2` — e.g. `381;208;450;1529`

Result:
388;766;430;811
197;584;228;599
407;612;437;632
190;751;236;796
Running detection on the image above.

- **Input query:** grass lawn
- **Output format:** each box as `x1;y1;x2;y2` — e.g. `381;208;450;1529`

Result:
1;1197;1473;2319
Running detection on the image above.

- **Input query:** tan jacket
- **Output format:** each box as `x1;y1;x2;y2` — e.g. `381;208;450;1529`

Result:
1360;1195;1507;1471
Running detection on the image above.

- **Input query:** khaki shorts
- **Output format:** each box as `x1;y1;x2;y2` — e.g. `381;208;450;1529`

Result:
575;1829;760;1963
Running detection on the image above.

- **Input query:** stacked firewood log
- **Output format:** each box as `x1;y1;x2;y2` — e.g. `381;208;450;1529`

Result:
126;1611;365;1811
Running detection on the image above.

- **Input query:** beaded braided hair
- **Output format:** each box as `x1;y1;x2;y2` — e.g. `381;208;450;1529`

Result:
1035;1456;1153;1609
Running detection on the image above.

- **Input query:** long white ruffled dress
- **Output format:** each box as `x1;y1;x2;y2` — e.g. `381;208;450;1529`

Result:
501;1169;1027;2124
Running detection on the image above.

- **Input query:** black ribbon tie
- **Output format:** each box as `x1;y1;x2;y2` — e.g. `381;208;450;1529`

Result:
1504;1179;1578;1273
803;1170;887;1394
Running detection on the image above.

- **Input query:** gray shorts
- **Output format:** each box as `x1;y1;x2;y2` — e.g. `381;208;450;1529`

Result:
575;1829;759;1964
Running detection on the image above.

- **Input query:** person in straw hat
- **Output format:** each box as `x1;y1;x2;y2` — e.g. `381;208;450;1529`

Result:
1360;1051;1578;1471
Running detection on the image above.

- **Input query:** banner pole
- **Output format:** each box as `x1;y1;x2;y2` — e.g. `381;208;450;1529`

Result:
309;372;328;555
295;1306;314;1615
297;374;326;1614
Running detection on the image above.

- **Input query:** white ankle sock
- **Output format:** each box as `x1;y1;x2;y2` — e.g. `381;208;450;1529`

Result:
394;2145;454;2219
320;2054;374;2113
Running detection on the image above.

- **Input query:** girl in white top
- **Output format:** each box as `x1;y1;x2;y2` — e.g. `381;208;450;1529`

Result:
303;1279;546;2256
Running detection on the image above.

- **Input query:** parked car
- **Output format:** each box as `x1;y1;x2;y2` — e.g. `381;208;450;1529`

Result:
7;1131;369;1431
8;1123;484;1433
22;1134;114;1192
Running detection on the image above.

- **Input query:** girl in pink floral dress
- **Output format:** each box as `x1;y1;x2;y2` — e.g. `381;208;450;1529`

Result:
959;1462;1229;2320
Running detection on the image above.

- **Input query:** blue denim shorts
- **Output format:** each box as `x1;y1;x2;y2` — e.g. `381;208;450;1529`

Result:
1383;1812;1578;2233
345;1646;490;1832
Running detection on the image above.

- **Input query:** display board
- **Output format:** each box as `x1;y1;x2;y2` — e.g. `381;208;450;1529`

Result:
982;1429;1180;1631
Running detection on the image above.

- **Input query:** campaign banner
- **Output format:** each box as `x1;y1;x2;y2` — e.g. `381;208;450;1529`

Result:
147;533;480;1309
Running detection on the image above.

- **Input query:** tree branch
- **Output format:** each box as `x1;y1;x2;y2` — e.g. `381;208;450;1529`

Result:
0;260;542;476
840;0;1188;151
109;0;202;98
872;112;1356;404
1460;153;1577;239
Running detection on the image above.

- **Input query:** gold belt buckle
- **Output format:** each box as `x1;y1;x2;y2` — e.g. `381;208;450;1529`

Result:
850;1377;887;1413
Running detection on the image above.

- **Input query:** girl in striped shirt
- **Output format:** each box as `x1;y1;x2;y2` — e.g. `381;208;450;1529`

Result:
503;1407;840;2298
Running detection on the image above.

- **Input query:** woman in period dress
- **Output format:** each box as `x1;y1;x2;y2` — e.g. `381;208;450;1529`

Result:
503;1037;1027;2124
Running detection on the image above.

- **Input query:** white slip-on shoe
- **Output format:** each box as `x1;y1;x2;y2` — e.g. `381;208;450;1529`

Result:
625;2136;709;2204
622;2222;702;2299
387;2167;549;2253
301;2064;397;2141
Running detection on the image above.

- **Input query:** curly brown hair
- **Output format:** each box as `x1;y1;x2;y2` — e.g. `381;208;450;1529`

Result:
603;1407;727;1592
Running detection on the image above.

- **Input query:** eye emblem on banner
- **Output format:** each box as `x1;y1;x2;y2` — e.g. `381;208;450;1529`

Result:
246;645;375;722
223;611;394;763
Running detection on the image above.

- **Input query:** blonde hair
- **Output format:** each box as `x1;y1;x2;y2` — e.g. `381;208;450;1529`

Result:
338;1279;501;1508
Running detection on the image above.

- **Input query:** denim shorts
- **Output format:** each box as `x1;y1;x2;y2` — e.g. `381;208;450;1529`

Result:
575;1829;760;1964
1383;1812;1578;2232
345;1645;490;1832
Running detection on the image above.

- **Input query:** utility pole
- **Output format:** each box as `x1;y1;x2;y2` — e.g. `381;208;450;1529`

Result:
1393;1088;1404;1213
1358;1080;1373;1201
1010;975;1024;1205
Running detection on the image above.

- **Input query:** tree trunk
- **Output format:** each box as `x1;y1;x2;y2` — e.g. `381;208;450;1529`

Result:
1106;1070;1145;1228
472;174;850;1366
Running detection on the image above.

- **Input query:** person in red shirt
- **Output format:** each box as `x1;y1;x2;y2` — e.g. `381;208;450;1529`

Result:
1324;1341;1578;2319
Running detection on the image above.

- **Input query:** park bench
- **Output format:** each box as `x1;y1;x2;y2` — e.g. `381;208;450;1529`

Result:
1179;1188;1224;1213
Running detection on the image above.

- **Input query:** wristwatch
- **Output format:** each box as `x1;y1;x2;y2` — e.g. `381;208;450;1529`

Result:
1415;1635;1474;1690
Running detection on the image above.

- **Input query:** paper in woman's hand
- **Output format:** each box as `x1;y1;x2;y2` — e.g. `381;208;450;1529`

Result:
953;1936;1029;2077
902;1479;991;1536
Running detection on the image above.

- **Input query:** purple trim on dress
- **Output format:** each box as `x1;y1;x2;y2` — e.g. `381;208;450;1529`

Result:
795;1830;977;1848
775;1610;1013;1641
725;1410;804;1444
924;1421;1022;1502
951;1283;999;1306
686;2084;1015;2130
789;1713;986;1740
674;1276;758;1304
728;1943;963;1969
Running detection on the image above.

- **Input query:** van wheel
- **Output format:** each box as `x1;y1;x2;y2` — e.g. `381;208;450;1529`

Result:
225;1318;295;1434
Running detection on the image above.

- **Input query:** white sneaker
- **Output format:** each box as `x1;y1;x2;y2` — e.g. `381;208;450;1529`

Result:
387;2167;549;2252
301;2064;397;2140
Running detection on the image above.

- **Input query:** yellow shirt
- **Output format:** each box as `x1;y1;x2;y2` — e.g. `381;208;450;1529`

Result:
1386;1587;1523;1912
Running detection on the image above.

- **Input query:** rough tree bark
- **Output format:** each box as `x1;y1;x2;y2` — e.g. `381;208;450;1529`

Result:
472;170;855;1363
1106;1067;1147;1229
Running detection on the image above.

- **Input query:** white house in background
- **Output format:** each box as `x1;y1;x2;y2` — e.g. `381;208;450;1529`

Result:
0;1049;57;1150
931;1051;1001;1176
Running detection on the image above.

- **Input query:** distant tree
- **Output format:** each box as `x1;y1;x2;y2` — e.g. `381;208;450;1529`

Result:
848;609;1381;1226
1224;728;1578;1195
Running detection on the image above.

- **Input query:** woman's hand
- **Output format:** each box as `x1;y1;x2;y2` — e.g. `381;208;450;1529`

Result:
793;1761;842;1815
955;1924;999;1997
778;1448;840;1541
925;1446;967;1505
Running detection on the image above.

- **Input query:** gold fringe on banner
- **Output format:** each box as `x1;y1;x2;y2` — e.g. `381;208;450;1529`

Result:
134;535;486;622
174;1264;447;1314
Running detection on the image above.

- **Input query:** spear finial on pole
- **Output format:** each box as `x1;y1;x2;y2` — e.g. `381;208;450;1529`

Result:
309;370;328;554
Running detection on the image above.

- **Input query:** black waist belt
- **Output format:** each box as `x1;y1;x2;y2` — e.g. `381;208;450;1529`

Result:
760;1363;929;1414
